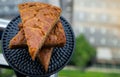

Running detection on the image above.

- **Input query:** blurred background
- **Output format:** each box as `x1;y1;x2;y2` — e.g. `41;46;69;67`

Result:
0;0;120;77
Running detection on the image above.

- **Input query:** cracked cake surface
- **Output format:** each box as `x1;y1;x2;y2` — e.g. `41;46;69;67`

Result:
18;2;61;60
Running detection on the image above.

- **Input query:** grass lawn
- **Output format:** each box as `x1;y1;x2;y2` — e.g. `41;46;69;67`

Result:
59;69;120;77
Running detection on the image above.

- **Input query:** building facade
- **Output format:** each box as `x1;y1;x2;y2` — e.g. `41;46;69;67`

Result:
73;0;120;66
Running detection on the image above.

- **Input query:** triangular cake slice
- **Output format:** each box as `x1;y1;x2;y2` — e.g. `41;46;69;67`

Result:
44;20;66;47
18;2;61;60
37;48;53;72
9;29;26;48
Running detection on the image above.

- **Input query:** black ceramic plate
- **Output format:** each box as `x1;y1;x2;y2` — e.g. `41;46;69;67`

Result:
2;16;75;76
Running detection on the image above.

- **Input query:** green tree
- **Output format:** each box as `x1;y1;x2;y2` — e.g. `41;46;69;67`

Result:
71;34;96;68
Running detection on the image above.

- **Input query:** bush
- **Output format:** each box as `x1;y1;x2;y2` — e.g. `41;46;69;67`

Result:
70;34;96;67
0;69;14;77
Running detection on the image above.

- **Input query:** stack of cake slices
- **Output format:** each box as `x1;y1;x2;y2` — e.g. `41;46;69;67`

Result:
9;2;66;72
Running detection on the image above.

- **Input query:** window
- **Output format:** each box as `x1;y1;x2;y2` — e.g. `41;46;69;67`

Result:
113;29;118;35
97;47;112;60
4;6;9;12
66;7;71;12
1;0;6;2
90;14;96;21
101;28;106;34
79;12;85;21
101;2;107;8
100;14;108;22
67;0;72;2
100;38;106;45
90;27;95;34
113;39;117;45
79;27;84;33
79;2;85;7
89;37;95;44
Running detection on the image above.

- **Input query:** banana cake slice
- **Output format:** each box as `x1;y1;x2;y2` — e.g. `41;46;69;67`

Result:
18;2;61;60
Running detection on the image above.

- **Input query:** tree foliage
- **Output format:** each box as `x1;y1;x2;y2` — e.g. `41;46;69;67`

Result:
70;34;96;67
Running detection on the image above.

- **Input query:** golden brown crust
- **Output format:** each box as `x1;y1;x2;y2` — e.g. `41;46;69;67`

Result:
18;23;23;29
44;20;66;47
37;48;53;72
9;29;26;49
18;2;61;60
24;27;46;59
18;2;61;23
